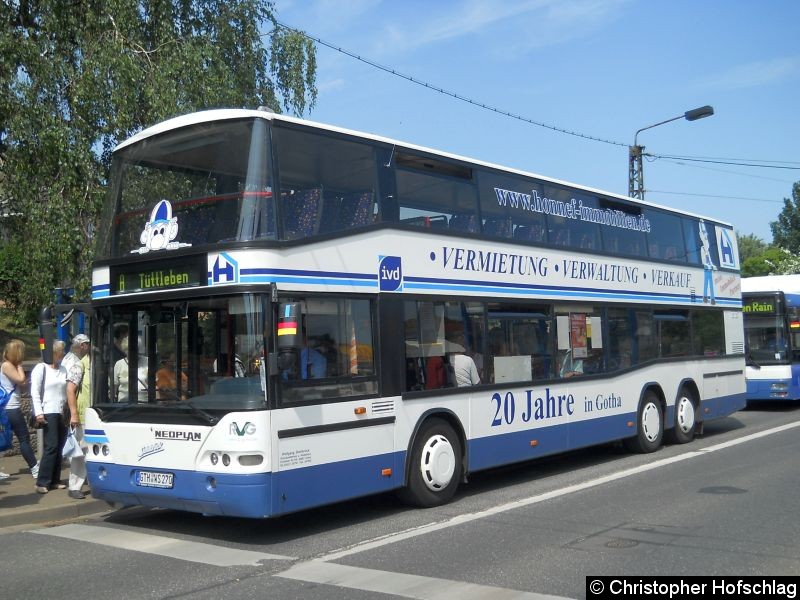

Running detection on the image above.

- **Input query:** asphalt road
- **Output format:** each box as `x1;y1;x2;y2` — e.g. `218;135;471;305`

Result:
2;402;799;599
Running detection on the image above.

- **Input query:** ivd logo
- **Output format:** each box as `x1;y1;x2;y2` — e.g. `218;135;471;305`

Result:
379;256;402;292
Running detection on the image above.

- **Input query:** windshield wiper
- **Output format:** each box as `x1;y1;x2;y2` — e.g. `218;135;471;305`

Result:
158;400;219;426
745;353;761;369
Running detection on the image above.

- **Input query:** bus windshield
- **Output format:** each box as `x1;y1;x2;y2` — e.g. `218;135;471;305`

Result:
96;294;268;412
97;118;272;258
744;315;787;364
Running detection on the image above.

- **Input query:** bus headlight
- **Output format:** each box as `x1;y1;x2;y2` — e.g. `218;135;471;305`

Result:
210;452;218;465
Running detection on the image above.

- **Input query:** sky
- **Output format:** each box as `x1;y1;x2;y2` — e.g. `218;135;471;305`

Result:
273;0;799;244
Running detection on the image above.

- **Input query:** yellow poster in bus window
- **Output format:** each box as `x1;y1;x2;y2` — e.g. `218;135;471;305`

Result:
570;313;588;358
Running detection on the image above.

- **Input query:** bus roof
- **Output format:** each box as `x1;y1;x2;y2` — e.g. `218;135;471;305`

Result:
742;275;800;294
115;108;734;229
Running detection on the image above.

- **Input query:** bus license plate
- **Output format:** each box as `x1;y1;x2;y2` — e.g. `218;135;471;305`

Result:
137;471;174;489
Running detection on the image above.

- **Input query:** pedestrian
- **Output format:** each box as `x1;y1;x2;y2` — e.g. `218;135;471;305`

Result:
31;340;68;494
0;339;38;479
64;334;90;499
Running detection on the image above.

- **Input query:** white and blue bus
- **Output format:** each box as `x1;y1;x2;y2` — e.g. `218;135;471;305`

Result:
742;275;800;402
84;109;746;518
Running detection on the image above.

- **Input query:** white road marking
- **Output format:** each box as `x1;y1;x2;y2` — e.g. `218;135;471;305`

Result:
32;523;294;566
318;420;800;562
277;560;571;600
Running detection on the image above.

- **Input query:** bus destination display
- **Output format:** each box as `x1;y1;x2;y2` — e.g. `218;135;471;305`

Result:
742;295;778;315
110;256;206;295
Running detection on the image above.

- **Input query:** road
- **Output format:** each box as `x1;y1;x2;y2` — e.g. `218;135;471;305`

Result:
2;403;799;599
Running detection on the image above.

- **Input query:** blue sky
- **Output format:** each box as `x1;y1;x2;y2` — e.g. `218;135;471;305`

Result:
274;0;799;243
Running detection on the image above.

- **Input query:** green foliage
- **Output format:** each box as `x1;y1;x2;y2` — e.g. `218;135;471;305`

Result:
770;182;800;253
736;232;767;266
742;247;788;277
0;1;316;325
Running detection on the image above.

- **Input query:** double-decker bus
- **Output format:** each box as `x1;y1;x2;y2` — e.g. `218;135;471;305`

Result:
742;275;800;402
84;109;745;518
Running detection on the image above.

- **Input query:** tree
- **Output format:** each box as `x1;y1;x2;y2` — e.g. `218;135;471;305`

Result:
736;232;767;267
0;1;316;324
770;181;800;254
742;246;789;277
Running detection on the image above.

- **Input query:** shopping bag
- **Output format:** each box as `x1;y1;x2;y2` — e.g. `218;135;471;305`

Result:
62;428;84;460
0;411;12;451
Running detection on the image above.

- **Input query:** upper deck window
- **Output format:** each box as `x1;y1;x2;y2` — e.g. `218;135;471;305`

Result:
272;125;379;239
478;171;546;242
599;198;647;257
395;153;478;231
645;209;685;261
98;118;272;259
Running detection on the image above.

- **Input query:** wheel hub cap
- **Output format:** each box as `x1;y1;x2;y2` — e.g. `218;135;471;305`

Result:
677;397;695;433
642;402;661;442
420;434;455;491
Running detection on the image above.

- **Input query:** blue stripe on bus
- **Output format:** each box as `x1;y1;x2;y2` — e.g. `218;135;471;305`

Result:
468;413;636;471
94;266;740;307
92;284;111;299
273;451;403;515
241;267;377;281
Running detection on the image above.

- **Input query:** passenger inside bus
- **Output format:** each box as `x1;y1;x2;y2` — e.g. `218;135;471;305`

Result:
156;352;189;400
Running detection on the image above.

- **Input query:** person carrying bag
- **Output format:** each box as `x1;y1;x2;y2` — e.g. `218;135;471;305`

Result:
1;339;38;478
30;340;69;494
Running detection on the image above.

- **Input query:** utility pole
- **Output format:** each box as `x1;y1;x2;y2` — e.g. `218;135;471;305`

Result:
628;105;714;200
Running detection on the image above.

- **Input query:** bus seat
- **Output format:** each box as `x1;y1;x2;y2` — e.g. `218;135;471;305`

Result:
284;188;322;238
344;192;375;227
483;218;512;237
449;213;478;232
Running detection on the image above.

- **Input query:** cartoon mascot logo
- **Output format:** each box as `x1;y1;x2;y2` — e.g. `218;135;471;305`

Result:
132;199;191;254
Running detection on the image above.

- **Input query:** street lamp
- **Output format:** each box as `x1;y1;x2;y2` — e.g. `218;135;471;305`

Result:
628;105;714;200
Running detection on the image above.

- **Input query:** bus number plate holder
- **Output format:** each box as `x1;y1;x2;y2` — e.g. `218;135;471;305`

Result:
136;471;174;489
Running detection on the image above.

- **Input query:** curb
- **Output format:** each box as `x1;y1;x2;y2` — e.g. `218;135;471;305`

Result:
0;497;112;528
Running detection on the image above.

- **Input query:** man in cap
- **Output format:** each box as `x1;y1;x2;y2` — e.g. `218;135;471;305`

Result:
64;333;90;499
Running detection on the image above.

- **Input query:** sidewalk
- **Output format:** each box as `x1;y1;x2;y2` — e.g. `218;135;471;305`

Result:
0;453;111;528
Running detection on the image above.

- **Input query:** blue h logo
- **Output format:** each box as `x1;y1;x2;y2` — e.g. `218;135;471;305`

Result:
379;256;402;292
211;253;239;285
719;229;736;268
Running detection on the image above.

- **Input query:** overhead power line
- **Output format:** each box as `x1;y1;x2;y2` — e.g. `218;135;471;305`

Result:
273;22;799;175
274;21;627;148
646;153;800;170
647;190;784;204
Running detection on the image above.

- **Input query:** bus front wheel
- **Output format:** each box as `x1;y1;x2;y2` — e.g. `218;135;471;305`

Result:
624;391;663;453
399;418;462;507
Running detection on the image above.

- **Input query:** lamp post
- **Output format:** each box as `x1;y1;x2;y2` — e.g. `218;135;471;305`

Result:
628;105;714;200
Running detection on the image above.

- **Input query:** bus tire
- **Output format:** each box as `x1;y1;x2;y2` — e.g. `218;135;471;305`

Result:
667;387;697;444
399;418;462;508
624;390;663;453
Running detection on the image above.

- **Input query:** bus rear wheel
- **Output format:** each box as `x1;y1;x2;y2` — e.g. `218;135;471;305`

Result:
667;388;697;444
399;418;462;507
624;391;663;453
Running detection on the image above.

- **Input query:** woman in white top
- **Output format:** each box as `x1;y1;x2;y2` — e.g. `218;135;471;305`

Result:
113;338;130;401
30;340;68;494
0;339;37;478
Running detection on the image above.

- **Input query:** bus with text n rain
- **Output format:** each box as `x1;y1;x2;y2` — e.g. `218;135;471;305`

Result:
742;275;800;402
84;108;746;518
